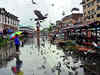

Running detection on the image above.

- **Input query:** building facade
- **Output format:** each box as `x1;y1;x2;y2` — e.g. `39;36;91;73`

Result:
82;0;100;23
0;8;19;32
19;26;35;38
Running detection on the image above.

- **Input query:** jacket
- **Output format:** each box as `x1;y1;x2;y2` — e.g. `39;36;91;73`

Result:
14;37;20;45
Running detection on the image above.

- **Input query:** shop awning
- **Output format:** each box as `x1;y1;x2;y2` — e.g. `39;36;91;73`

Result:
78;46;93;51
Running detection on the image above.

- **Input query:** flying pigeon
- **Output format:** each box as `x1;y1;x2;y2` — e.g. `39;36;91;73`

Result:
62;11;65;16
51;4;55;7
32;0;36;4
30;18;33;21
34;10;47;21
45;13;48;17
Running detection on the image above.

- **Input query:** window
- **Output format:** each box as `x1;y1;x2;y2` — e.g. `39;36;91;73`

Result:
2;15;5;24
0;15;3;23
88;11;91;14
97;14;100;17
7;17;9;24
83;5;86;9
88;9;95;15
11;19;13;24
84;12;86;16
88;16;90;19
87;15;94;19
87;2;94;7
4;16;6;24
91;15;94;18
97;0;100;3
97;6;100;10
0;15;1;22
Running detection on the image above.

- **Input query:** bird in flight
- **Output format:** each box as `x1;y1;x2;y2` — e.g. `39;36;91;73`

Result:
51;3;55;7
32;0;36;4
62;11;65;16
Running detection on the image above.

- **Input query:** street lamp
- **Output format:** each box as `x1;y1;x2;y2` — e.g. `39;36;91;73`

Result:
31;0;47;54
34;9;47;50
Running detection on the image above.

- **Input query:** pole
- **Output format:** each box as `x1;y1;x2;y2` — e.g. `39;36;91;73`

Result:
58;70;61;75
32;28;34;48
36;21;40;53
96;48;100;75
96;26;100;75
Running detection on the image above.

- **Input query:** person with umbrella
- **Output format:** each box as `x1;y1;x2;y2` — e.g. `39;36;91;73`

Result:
10;31;22;53
14;34;20;53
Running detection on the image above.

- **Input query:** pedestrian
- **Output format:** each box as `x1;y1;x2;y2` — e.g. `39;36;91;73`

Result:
52;35;56;42
42;37;45;42
21;40;24;47
14;34;20;53
21;34;25;47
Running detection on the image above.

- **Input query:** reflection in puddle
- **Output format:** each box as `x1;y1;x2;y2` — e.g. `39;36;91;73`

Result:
0;54;15;68
11;54;24;75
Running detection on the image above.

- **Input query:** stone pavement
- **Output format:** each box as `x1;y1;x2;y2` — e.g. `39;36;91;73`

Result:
0;38;84;75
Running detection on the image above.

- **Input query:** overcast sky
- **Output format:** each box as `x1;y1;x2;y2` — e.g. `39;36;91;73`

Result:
0;0;82;28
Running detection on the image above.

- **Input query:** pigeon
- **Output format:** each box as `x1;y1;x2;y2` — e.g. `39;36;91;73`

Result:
51;3;55;7
41;65;46;69
34;10;47;21
62;11;65;16
32;0;36;4
30;18;33;21
44;13;48;17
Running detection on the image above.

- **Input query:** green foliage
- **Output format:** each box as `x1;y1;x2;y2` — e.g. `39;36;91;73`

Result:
41;28;48;32
0;37;3;43
0;37;9;48
47;26;52;32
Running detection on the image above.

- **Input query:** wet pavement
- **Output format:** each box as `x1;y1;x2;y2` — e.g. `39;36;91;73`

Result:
0;38;84;75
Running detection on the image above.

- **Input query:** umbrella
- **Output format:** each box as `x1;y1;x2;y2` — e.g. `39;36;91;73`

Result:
15;31;22;35
9;31;22;40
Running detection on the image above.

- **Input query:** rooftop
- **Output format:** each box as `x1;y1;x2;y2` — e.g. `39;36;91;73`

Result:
0;8;19;20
